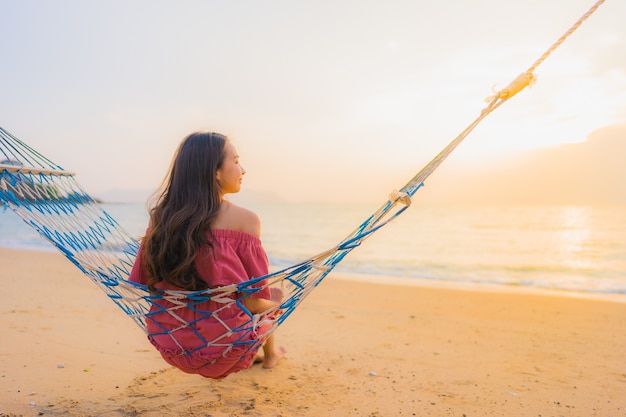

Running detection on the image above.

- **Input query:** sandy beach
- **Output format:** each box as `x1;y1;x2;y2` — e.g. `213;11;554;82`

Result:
1;247;625;417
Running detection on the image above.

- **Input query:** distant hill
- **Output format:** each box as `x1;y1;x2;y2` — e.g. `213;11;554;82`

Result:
95;188;155;204
93;124;625;206
94;187;284;205
418;123;626;205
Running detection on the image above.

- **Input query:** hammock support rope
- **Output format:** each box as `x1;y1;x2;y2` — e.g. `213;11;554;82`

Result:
0;0;606;364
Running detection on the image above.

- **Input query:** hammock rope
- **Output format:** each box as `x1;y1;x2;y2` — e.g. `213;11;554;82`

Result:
0;0;607;368
526;0;605;74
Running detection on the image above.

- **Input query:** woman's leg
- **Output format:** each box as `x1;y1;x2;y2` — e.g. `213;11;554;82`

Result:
261;333;286;369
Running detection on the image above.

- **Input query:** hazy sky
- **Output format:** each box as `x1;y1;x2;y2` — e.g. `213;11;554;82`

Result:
1;0;624;203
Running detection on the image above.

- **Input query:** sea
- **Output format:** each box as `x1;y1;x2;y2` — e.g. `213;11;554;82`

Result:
1;200;625;299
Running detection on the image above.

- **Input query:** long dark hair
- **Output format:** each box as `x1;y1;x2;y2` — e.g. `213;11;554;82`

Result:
142;132;227;292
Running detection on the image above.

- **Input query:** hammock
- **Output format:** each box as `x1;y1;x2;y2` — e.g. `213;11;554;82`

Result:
0;0;605;371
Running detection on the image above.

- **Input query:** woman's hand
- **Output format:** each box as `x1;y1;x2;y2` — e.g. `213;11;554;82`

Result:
269;287;283;303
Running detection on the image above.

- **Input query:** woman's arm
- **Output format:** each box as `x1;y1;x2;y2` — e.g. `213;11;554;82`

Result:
241;287;283;314
241;297;279;314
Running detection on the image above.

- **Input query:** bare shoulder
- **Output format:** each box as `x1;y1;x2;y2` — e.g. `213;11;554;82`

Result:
232;203;262;237
215;201;262;237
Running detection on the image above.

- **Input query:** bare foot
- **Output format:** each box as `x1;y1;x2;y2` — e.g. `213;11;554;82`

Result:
263;346;287;369
253;351;264;364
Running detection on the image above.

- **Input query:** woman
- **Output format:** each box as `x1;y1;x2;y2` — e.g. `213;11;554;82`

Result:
129;132;285;379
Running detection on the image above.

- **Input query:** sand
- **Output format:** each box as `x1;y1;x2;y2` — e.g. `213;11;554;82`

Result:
1;247;625;417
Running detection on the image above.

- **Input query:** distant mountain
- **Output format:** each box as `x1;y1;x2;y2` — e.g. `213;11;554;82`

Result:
94;124;625;206
229;189;285;205
418;123;626;205
95;188;155;204
94;187;284;205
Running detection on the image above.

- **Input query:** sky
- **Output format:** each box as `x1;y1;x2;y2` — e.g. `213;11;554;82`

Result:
1;0;625;204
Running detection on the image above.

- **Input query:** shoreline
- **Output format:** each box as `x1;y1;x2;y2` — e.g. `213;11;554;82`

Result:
330;268;626;304
2;247;626;416
4;244;626;305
